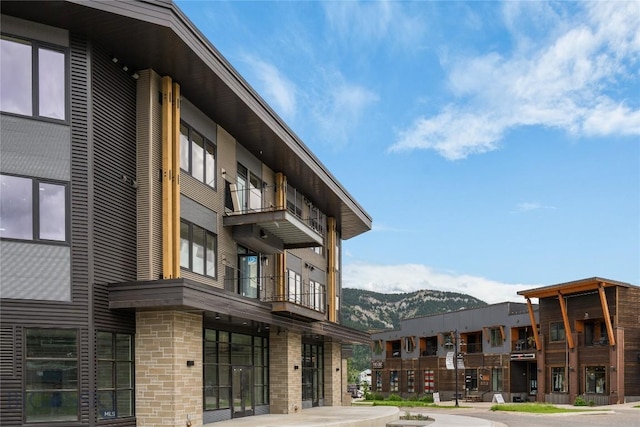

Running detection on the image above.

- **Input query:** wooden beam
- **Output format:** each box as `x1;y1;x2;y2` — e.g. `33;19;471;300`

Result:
598;283;616;346
171;82;181;278
161;76;173;279
525;298;540;350
557;292;574;349
327;217;337;322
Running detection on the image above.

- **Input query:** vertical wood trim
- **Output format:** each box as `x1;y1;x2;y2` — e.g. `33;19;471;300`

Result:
526;298;541;350
327;217;336;322
171;82;181;278
499;325;505;341
598;283;616;346
557;292;574;349
275;172;286;210
276;253;285;299
161;76;173;278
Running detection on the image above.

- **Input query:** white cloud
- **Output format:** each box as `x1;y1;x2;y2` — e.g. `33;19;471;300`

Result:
512;202;557;213
312;75;378;146
243;55;297;119
322;0;425;51
389;2;640;160
343;262;538;304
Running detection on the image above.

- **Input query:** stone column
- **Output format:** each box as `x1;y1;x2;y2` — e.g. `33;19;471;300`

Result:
269;329;301;413
323;340;343;406
135;311;203;427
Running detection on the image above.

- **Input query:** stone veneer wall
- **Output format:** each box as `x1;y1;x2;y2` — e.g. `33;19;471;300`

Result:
323;340;343;406
269;329;302;413
136;311;203;427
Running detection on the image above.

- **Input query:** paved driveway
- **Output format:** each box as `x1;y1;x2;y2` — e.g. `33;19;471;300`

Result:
402;402;640;427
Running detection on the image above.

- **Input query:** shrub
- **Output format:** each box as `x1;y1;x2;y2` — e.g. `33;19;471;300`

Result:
420;394;434;403
588;400;596;407
574;396;588;406
365;392;384;401
387;394;403;401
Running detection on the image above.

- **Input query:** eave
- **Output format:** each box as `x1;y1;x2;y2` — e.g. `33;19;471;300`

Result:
0;0;372;239
517;277;635;299
108;278;370;344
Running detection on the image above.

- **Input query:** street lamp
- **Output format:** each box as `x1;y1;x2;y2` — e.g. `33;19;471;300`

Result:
444;330;461;407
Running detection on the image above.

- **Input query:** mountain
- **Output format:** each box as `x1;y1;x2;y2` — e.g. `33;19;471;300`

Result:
341;288;488;378
341;288;487;332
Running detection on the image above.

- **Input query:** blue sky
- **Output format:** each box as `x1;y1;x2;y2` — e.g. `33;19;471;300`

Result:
177;1;639;303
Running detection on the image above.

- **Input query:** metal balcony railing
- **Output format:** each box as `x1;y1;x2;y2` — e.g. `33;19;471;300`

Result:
223;274;326;314
227;183;326;235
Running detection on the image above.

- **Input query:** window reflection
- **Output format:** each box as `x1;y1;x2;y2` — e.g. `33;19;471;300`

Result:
0;37;32;116
0;174;33;239
38;48;66;120
39;182;66;241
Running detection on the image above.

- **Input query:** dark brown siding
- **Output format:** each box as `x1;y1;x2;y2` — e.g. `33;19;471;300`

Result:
619;287;640;396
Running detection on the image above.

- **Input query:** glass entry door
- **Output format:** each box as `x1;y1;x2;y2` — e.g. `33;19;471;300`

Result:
232;366;253;418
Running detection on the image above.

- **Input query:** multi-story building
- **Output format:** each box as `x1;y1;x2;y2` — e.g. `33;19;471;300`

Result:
371;277;639;406
370;302;540;403
0;1;372;426
518;277;640;405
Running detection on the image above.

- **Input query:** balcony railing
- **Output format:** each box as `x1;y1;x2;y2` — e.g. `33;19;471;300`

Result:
421;348;438;356
223;183;325;251
512;339;536;352
462;342;483;354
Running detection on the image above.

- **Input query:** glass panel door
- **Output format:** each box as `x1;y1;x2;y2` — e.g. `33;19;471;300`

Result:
232;366;253;418
238;254;259;298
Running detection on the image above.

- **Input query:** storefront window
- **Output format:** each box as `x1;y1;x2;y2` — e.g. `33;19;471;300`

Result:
585;366;606;394
25;329;78;423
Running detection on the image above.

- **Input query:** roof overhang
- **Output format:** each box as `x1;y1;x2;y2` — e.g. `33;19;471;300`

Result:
108;278;370;344
0;0;372;239
517;277;635;299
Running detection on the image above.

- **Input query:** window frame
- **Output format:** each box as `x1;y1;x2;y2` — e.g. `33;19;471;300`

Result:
96;331;135;420
549;322;566;342
179;121;216;189
0;173;69;244
180;219;217;279
24;328;79;424
0;34;69;123
551;366;566;393
585;366;606;394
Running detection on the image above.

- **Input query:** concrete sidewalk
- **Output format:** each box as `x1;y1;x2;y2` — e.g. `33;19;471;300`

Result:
204;404;501;427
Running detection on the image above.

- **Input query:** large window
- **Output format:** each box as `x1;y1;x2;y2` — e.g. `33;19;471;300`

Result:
236;164;262;213
406;370;415;393
1;36;66;120
97;332;134;419
180;220;216;278
585;366;606;394
204;330;268;410
489;328;503;347
551;367;566;392
491;368;503;391
550;322;565;342
25;328;78;423
287;270;302;304
237;246;260;299
180;122;215;187
375;371;382;391
390;370;398;392
465;369;478;391
0;174;67;242
302;342;324;403
309;280;325;312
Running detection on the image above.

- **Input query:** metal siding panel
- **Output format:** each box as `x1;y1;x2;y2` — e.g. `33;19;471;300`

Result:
89;42;137;334
136;70;153;280
181;194;217;233
0;115;70;180
0;242;71;301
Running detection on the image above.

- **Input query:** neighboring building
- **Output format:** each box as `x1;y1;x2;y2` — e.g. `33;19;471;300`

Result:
518;277;640;405
358;369;372;389
0;1;372;426
370;302;540;402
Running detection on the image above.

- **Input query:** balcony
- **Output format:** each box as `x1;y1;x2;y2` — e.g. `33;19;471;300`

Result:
223;184;324;253
512;339;537;352
268;280;326;322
